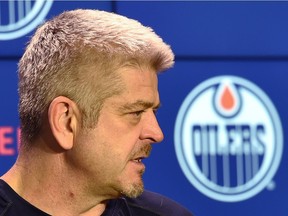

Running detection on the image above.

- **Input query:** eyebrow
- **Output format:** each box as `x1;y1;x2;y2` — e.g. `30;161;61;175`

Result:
118;100;161;112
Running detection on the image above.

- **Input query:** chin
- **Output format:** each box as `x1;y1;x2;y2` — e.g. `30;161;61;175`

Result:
120;181;144;198
117;169;145;198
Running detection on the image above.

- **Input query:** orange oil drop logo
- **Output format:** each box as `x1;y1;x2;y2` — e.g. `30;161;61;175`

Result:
221;86;235;111
214;79;241;118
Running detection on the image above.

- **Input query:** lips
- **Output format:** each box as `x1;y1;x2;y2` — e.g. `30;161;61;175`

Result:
130;145;152;163
132;157;144;163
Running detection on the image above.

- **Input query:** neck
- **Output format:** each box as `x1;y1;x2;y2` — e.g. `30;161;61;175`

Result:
1;145;109;216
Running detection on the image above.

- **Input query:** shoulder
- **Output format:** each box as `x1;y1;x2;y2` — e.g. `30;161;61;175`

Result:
124;190;193;216
0;180;13;215
0;179;50;216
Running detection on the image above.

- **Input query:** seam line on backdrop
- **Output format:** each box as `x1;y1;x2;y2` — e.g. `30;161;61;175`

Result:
3;55;288;62
175;55;288;62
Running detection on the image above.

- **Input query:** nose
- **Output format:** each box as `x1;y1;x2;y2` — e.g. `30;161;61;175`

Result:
140;110;164;143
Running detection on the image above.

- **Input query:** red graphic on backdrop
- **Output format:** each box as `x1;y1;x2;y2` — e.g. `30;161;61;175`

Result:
0;126;20;155
221;86;235;111
214;80;240;117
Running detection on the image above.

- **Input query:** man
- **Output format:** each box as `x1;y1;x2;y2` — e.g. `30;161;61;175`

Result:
0;9;193;215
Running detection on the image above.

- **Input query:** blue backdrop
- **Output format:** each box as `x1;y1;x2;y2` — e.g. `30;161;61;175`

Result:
0;1;287;215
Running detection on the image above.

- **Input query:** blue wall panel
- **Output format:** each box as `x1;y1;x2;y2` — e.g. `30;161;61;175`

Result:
0;60;19;175
0;1;287;215
117;1;288;56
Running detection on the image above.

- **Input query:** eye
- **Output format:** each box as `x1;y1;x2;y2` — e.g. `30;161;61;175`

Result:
131;110;145;117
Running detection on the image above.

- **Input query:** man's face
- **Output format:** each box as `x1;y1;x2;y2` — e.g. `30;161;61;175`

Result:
72;65;164;199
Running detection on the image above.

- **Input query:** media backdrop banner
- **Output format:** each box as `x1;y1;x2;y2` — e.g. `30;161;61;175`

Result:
0;1;287;215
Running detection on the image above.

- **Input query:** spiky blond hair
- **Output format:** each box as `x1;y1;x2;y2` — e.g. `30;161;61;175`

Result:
18;9;174;144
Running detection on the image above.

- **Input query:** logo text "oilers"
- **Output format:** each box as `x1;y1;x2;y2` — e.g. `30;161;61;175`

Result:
174;76;283;202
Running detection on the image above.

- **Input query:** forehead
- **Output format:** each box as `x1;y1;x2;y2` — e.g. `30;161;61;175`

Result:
106;65;160;107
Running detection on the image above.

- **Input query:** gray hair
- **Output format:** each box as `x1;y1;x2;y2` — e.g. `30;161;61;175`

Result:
18;9;174;145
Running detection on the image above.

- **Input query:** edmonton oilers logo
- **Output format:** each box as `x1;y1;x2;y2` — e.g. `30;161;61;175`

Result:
0;0;53;40
174;76;283;202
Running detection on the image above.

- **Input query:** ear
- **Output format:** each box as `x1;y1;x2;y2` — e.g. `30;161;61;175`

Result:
48;96;80;150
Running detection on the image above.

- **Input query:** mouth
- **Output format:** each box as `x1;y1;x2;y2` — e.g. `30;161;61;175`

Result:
130;145;152;164
132;157;145;163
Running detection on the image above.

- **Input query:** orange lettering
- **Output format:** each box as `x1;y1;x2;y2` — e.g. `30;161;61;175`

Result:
0;127;15;155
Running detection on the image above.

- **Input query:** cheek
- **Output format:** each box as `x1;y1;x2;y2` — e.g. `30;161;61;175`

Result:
85;112;143;167
99;120;142;151
103;134;138;161
71;132;117;181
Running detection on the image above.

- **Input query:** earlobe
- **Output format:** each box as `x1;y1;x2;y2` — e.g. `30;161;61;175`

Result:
48;96;79;150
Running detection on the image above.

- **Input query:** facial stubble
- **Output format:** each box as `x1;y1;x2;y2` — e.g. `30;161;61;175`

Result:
120;144;151;198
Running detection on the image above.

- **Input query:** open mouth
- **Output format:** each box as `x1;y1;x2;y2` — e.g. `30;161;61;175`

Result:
130;145;151;164
133;157;144;163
